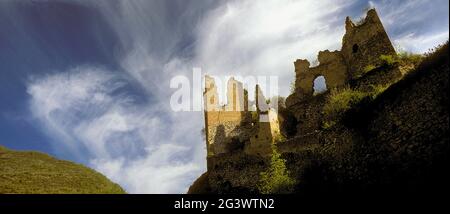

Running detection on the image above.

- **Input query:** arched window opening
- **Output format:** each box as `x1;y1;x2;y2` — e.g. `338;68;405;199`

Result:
313;76;327;95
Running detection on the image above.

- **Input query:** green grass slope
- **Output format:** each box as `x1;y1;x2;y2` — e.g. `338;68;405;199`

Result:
0;146;126;194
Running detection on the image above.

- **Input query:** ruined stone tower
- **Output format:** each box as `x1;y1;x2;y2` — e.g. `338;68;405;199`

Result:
203;76;246;156
288;8;399;102
341;9;398;79
245;85;281;156
203;76;280;158
285;8;401;136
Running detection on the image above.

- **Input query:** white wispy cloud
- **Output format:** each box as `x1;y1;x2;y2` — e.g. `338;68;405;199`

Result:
394;31;449;53
194;0;353;97
27;0;211;194
369;0;449;53
27;67;202;193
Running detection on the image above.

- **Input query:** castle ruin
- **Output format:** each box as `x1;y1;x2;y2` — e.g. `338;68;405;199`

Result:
203;76;280;159
190;7;443;195
286;8;401;134
203;8;400;160
288;9;399;100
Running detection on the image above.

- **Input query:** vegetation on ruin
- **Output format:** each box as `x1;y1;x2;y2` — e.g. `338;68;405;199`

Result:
379;54;399;67
324;49;426;129
272;132;287;144
398;51;423;67
322;84;389;129
380;51;424;68
258;145;296;194
322;87;366;129
361;51;423;77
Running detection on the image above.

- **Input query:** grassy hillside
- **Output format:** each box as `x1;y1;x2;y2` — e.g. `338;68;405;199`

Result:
0;146;126;194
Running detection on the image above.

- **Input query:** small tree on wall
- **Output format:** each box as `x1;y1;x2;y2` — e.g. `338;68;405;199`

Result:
258;145;296;194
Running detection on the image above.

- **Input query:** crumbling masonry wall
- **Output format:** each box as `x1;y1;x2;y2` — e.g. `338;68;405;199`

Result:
204;76;245;156
204;76;280;158
341;9;398;79
288;9;399;102
245;85;281;156
294;50;348;96
286;8;401;135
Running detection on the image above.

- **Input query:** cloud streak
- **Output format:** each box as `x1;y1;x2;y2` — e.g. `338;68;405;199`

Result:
27;67;202;193
194;0;353;97
369;0;449;53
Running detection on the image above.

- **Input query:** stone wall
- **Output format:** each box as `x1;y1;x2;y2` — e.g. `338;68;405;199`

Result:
204;76;246;156
350;65;402;91
205;113;243;155
246;109;280;156
333;43;450;192
288;94;327;135
286;8;400;136
204;76;281;158
341;9;397;79
293;50;348;97
365;45;449;164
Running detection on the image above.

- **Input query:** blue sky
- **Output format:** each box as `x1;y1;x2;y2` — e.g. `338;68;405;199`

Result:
0;0;448;193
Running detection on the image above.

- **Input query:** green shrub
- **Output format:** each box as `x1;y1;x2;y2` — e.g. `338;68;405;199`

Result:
258;146;296;194
397;51;423;69
379;54;399;67
323;87;367;119
272;132;286;144
322;84;390;129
